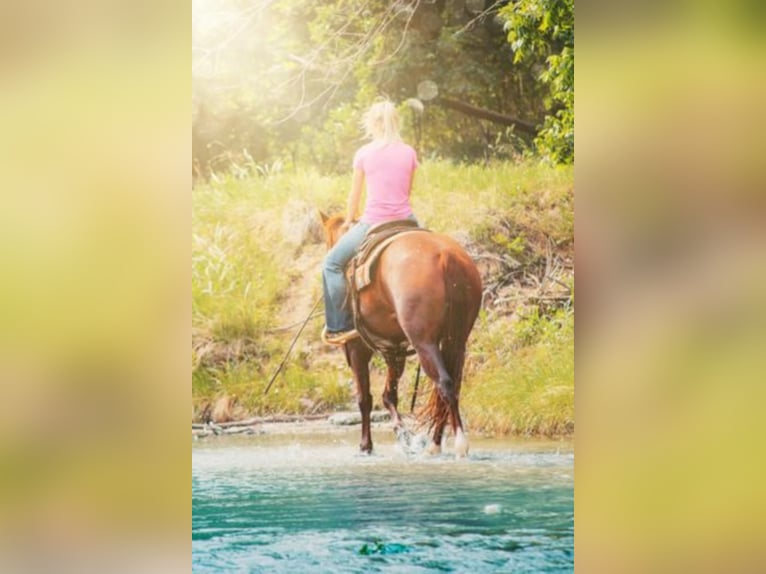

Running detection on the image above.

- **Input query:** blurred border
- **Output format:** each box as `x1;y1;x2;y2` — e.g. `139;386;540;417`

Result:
2;0;766;571
0;0;190;571
577;1;766;571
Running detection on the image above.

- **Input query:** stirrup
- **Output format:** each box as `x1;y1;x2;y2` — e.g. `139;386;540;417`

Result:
322;326;360;345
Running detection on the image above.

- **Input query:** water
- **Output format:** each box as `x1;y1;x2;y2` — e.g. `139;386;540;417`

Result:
192;429;573;573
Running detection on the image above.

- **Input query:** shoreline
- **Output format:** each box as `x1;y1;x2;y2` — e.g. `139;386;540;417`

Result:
192;411;574;440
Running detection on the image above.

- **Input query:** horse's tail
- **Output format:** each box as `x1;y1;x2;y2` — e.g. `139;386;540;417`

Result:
422;252;477;432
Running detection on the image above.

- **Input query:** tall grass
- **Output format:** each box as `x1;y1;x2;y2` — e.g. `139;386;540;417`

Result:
192;168;351;419
463;307;574;436
414;161;573;242
192;160;574;436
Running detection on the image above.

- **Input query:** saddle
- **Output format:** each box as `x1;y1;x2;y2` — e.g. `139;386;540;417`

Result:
347;219;430;356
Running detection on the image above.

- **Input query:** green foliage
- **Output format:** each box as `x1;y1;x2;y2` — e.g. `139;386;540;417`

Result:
500;0;574;163
192;168;352;417
192;202;280;340
192;360;350;419
296;103;364;174
192;0;558;175
512;305;571;348
464;307;574;436
412;159;573;232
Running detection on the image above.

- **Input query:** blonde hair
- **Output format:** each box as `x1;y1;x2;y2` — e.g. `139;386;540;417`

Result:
361;100;401;144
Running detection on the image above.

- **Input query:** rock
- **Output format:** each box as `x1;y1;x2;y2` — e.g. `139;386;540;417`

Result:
282;200;324;246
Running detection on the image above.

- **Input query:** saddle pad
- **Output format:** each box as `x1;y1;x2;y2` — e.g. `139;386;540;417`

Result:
356;218;420;261
352;230;426;291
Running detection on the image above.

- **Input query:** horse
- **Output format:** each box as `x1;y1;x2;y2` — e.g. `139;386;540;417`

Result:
320;213;483;457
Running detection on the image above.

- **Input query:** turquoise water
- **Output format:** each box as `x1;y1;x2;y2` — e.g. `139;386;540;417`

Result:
192;430;573;573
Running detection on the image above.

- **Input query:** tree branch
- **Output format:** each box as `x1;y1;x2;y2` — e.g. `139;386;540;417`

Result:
437;96;538;135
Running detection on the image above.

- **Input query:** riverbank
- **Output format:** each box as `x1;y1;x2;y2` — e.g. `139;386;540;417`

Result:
192;410;574;442
193;412;393;439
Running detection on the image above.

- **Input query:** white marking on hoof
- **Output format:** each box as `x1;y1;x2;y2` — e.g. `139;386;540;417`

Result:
454;428;469;458
426;441;442;455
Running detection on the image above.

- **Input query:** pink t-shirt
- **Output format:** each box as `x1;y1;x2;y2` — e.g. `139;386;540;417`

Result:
352;141;419;224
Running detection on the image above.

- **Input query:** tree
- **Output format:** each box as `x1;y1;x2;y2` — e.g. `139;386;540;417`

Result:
500;0;574;163
284;0;548;165
191;0;571;175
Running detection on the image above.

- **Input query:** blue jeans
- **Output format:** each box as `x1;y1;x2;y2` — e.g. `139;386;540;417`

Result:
322;221;370;332
322;216;418;332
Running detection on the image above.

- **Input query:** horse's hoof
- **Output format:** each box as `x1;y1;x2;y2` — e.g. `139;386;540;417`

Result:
426;442;442;456
454;429;469;458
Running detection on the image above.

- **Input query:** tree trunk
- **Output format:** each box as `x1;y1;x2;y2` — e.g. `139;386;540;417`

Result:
437;97;538;136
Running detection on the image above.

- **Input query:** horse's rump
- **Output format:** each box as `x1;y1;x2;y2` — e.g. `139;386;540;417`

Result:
368;233;481;338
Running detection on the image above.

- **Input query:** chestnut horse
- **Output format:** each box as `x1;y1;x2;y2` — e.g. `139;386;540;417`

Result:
320;213;482;457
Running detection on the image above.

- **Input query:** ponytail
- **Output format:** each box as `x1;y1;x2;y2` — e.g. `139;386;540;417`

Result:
362;100;401;144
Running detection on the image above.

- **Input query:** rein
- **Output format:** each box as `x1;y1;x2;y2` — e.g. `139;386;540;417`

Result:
263;296;323;395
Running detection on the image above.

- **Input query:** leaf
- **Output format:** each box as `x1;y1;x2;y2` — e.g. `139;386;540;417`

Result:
540;10;551;32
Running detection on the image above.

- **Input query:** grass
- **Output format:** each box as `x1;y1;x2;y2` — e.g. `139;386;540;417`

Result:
414;161;573;241
462;307;574;436
192;160;574;436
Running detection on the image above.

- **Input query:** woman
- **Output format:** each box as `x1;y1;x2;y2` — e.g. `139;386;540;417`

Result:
322;100;419;345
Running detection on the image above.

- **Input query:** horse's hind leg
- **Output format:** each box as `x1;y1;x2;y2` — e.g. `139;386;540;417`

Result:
382;354;406;430
429;421;446;455
414;343;467;457
345;340;374;453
